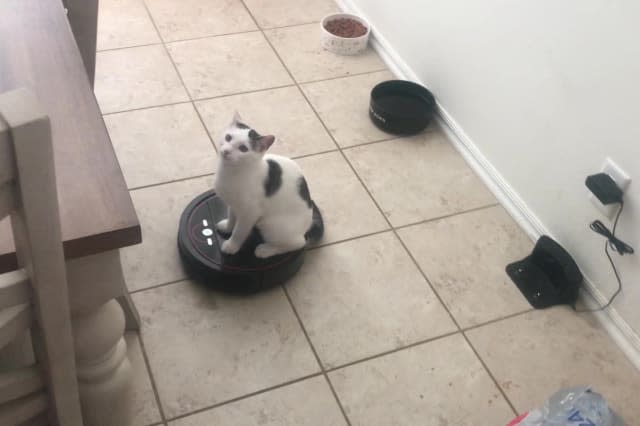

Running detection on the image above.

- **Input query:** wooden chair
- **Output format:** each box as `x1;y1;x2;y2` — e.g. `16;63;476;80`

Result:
0;88;83;425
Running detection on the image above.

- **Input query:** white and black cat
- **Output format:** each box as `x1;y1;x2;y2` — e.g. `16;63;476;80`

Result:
214;112;323;258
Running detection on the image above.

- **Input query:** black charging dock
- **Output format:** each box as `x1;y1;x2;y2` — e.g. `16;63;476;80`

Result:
177;190;305;293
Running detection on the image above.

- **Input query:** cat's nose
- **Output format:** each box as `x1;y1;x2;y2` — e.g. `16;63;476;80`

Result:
222;150;231;159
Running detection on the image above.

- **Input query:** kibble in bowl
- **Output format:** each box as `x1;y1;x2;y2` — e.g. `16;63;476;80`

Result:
320;13;371;55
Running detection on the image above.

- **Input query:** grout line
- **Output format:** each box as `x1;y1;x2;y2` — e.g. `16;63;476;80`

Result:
101;100;193;116
125;138;486;193
308;228;392;251
389;208;524;414
164;372;324;423
129;278;188;295
279;285;352;426
128;172;214;192
337;124;441;150
162;29;262;46
139;0;209;144
258;20;324;31
305;201;500;252
460;332;519;416
144;20;330;49
159;21;333;47
124;147;344;193
101;84;296;116
96;22;333;55
337;136;398;149
393;202;501;231
325;331;461;374
298;68;391;85
97;41;163;53
460;308;534;333
286;148;339;160
192;101;219;153
100;65;393;118
136;332;169;424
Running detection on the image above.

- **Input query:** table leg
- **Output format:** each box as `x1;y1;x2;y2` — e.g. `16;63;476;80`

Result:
73;300;132;426
62;0;99;86
67;250;140;330
66;250;136;426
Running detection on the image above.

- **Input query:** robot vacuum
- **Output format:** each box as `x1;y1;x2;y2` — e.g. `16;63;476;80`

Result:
177;190;305;293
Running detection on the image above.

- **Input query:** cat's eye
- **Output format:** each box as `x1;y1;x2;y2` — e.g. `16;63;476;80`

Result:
238;145;249;153
225;134;232;142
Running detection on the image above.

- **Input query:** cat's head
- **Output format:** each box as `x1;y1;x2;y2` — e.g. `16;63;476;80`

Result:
219;112;275;165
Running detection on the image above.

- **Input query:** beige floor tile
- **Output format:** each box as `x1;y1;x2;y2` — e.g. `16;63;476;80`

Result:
265;24;386;83
105;103;216;188
467;308;640;420
169;376;345;426
125;332;162;426
301;71;396;147
398;206;532;328
122;176;213;291
195;86;336;158
133;282;319;418
296;152;388;245
329;334;515;425
345;133;496;226
287;233;456;368
145;0;256;42
167;33;292;100
95;45;188;113
245;0;338;29
97;0;160;50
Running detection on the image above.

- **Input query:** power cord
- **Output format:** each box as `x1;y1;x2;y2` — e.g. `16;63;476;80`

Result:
574;201;634;312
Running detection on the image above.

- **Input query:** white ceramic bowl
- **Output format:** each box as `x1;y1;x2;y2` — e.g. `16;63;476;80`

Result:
320;13;371;55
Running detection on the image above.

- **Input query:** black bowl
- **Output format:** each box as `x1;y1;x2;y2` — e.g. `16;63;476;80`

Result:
369;80;436;135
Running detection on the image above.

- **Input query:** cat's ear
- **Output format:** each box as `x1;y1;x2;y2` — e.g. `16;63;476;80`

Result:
254;135;275;153
231;111;242;124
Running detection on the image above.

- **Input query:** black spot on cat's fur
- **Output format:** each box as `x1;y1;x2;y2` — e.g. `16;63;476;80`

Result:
305;200;324;242
235;121;250;129
248;129;259;150
297;177;313;208
264;160;282;197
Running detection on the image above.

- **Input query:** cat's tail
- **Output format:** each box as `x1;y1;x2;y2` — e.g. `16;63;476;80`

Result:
305;201;324;243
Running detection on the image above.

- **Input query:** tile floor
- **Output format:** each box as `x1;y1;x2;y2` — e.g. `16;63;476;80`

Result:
95;1;640;424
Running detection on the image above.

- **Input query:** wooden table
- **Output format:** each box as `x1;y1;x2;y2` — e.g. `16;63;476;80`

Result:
0;0;140;272
1;1;140;424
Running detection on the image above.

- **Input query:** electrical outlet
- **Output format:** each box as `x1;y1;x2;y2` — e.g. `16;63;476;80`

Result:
589;158;631;220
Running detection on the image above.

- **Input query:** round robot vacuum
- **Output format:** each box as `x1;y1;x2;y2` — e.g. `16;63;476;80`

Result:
177;190;305;293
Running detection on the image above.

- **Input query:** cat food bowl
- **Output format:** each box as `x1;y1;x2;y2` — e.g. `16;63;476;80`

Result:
177;190;305;293
320;13;370;55
369;80;436;135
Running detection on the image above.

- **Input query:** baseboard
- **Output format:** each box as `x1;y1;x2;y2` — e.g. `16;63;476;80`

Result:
335;0;640;370
436;111;640;371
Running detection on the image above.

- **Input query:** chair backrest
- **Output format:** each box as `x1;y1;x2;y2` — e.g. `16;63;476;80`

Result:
0;88;83;426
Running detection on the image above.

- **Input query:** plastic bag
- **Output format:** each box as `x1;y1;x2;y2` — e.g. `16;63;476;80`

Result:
512;386;625;426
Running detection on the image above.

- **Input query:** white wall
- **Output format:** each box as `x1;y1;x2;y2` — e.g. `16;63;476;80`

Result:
348;0;640;336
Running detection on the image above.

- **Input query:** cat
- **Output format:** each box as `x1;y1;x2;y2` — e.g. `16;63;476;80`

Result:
214;112;324;258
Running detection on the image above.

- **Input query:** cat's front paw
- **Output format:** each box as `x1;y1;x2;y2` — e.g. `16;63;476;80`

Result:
221;239;241;255
216;219;232;234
